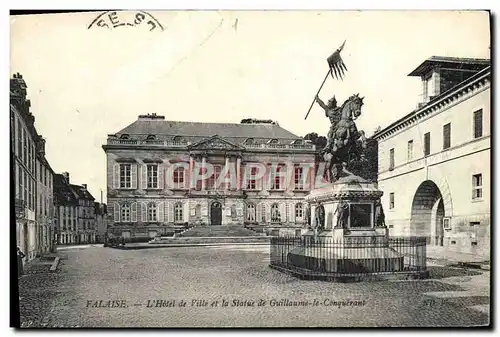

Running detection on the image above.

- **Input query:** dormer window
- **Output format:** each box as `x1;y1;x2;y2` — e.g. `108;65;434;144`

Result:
268;139;278;144
172;136;183;142
244;138;254;144
146;134;156;141
120;134;130;140
291;139;303;145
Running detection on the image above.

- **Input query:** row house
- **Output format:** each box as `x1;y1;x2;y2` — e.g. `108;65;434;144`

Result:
53;172;97;244
102;115;318;240
11;73;55;261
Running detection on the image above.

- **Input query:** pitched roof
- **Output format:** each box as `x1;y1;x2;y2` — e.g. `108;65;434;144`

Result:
115;120;299;140
70;184;95;201
54;174;78;206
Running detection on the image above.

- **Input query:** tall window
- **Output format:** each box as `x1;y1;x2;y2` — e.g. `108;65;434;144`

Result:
473;109;483;139
246;203;256;222
271;203;281;223
472;174;483;200
17;119;22;158
389;148;395;170
407;140;414;161
147;164;158;189
295;203;303;219
173;167;185;185
23;130;27;167
208;166;222;189
121;203;131;222
271;165;284;190
174;203;183;222
246;167;258;190
443;123;451;150
260;204;266;223
195;204;201;218
294;166;304;190
389;193;395;209
147;202;157;222
119;164;132;188
424;132;431;157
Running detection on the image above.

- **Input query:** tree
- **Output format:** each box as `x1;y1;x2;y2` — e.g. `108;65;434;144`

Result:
348;137;378;182
304;132;327;149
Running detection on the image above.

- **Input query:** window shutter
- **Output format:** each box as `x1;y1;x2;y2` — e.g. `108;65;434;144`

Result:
114;202;120;222
158;165;164;189
141;164;147;189
184;202;189;223
256;203;262;224
158;202;164;222
131;202;137;222
113;164;120;189
288;202;294;223
141;202;147;222
131;164;138;189
168;202;174;223
280;203;286;223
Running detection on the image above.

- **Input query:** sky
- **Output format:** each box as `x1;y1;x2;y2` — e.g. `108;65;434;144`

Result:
10;10;490;203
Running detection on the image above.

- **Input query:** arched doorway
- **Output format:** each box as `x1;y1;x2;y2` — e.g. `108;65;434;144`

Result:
210;201;222;225
410;180;444;245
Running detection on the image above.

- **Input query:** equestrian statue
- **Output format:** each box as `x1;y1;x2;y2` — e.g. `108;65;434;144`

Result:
315;93;367;181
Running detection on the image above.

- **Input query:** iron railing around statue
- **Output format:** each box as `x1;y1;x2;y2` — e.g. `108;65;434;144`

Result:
269;236;428;281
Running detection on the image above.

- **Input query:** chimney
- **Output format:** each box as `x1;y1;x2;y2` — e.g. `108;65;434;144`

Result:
62;172;70;182
82;184;87;189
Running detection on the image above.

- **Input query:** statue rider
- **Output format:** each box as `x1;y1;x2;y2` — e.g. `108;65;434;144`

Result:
315;95;342;153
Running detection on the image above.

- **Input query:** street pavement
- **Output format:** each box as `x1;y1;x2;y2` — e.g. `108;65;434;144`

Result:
17;244;490;328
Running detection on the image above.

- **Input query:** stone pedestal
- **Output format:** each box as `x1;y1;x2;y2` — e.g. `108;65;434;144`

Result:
286;172;406;277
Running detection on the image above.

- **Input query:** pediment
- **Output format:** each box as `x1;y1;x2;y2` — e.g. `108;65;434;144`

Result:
188;135;243;151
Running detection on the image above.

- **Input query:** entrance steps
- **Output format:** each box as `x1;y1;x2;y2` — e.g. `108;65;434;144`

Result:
177;225;261;238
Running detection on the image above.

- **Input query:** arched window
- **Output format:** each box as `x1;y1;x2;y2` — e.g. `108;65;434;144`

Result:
245;138;254;144
172;136;183;143
147;202;157;222
121;203;131;222
271;203;281;223
146;134;156;140
246;203;256;222
120;134;130;140
295;203;303;219
195;204;201;217
268;139;278;144
174;202;183;222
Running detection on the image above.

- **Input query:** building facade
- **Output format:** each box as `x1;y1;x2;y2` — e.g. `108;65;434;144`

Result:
35;137;55;254
374;57;490;257
102;115;318;240
95;202;108;243
11;73;43;262
54;173;97;244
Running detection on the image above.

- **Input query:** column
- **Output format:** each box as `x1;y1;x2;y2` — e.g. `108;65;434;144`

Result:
224;155;230;191
201;155;206;191
310;162;316;190
189;154;195;189
236;156;241;191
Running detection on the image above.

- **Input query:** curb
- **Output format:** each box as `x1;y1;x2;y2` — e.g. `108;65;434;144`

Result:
112;242;271;250
49;257;60;272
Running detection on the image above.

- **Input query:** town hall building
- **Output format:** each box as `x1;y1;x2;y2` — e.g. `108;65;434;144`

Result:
102;116;317;240
373;56;490;258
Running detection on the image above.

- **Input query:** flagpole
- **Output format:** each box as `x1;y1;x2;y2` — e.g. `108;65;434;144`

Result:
304;69;331;120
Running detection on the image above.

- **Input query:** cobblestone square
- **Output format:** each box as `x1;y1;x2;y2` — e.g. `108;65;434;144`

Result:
17;245;490;328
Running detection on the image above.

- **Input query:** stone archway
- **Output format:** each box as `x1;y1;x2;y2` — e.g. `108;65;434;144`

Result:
410;180;445;245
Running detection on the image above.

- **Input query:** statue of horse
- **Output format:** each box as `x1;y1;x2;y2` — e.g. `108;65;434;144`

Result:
323;93;367;181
